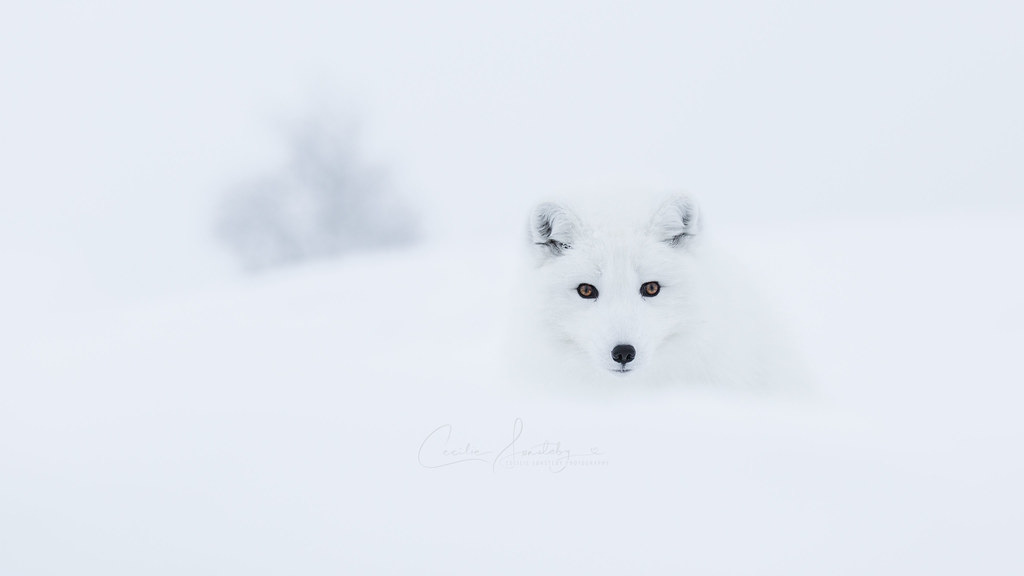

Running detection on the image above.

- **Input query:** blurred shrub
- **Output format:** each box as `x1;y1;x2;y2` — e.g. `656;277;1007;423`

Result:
216;121;417;271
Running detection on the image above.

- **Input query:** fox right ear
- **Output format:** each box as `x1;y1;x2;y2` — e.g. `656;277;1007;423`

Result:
529;202;579;257
650;195;700;247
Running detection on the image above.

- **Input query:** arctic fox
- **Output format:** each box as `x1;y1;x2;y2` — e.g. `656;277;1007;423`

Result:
508;192;798;390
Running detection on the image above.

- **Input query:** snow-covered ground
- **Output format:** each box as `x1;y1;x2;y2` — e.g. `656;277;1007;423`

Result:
3;209;1021;575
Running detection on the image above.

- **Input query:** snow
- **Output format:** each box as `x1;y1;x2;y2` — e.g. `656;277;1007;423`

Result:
3;211;1022;574
3;1;1024;573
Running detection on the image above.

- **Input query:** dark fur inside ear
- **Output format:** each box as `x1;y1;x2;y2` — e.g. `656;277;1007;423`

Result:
651;196;700;247
529;202;579;256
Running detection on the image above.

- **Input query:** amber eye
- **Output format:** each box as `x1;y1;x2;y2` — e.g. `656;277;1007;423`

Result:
577;283;598;299
640;281;661;297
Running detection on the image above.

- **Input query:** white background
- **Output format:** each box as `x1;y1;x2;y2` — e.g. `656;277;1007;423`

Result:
2;2;1022;574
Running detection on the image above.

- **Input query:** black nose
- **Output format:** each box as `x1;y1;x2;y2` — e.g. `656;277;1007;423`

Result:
611;344;636;365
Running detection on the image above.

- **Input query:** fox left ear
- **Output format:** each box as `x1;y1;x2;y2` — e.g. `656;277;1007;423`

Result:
529;202;580;257
650;195;700;247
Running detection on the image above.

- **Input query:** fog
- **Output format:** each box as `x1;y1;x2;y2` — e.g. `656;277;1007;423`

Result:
2;2;1022;574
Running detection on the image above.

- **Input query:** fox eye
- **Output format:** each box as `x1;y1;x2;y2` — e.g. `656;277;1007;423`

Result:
577;283;598;299
640;281;661;297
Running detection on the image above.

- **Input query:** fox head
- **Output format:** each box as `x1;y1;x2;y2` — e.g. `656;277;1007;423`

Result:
527;195;703;376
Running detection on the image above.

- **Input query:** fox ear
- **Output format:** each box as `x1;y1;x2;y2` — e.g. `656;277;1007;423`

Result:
651;195;700;247
529;202;580;256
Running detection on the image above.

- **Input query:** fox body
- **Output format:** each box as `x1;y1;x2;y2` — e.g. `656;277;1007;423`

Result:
510;192;794;390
